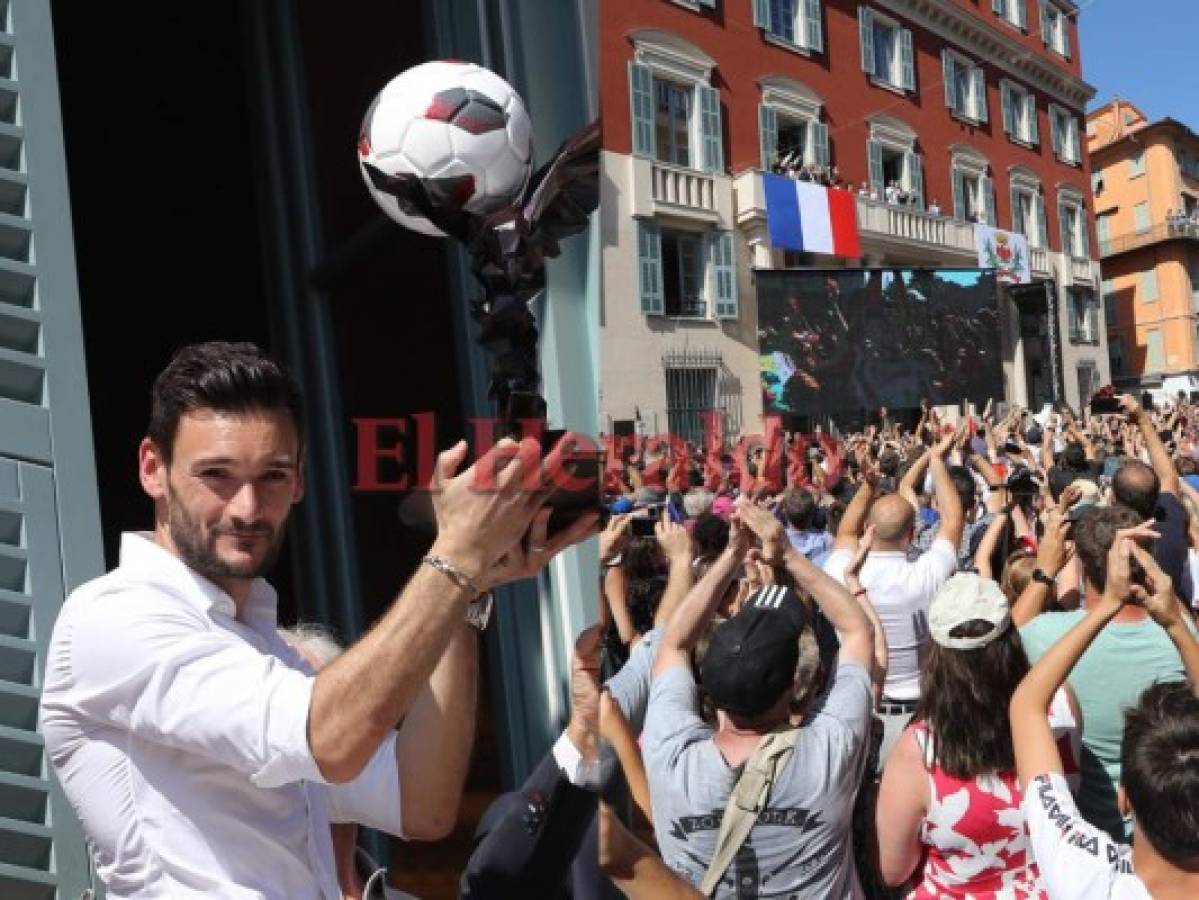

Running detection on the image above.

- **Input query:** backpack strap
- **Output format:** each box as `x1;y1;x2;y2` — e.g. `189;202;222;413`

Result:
699;726;801;897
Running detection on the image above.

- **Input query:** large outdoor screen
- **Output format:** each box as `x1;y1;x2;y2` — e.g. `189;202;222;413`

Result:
758;268;1002;419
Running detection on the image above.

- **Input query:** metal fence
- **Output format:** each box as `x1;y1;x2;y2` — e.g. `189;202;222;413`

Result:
662;347;741;445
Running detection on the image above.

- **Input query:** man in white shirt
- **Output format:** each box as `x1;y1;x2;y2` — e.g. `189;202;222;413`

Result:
822;429;964;768
38;341;597;899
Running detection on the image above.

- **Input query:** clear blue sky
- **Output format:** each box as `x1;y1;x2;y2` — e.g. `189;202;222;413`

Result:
1079;0;1199;127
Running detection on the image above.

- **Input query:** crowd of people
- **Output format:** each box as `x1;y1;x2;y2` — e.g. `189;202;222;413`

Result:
594;394;1199;898
37;338;1199;900
768;151;960;220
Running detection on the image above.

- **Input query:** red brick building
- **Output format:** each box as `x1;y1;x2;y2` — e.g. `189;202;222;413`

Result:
598;0;1105;435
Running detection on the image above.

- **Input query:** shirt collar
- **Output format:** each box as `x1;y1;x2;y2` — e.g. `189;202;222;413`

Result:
118;531;278;624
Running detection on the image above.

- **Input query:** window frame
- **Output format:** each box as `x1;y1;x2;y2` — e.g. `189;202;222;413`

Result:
1001;79;1039;147
1049;104;1082;165
1009;171;1045;247
1041;0;1070;58
994;0;1028;30
943;49;988;125
950;148;993;224
1058;191;1087;258
1129;150;1146;179
759;0;823;54
759;79;827;173
653;77;695;169
659;226;709;319
859;6;915;94
1145;327;1164;372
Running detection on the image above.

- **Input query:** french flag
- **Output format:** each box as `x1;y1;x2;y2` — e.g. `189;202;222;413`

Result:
764;173;861;258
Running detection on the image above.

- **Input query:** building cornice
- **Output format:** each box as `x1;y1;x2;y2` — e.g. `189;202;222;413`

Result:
872;0;1095;111
628;29;716;83
1089;119;1199;160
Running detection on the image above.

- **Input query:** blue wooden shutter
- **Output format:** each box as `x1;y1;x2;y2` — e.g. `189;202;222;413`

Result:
1010;184;1022;233
711;231;738;319
638;221;664;314
992;0;1005;12
804;0;823;52
1036;192;1048;248
1058;197;1070;254
942;50;956;111
983;176;996;226
859;6;875;75
759;104;777;171
1026;93;1040;145
899;29;916;91
0;3;106;898
1001;81;1015;135
1014;0;1028;27
1078;205;1090;258
812;122;830;168
907;152;924;209
867;139;884;192
953;170;966;220
971;66;988;123
1039;0;1051;45
628;61;655;158
753;0;771;29
1049;105;1062;158
698;84;723;174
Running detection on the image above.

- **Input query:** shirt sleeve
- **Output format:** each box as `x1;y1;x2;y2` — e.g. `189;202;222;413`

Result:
911;537;957;597
64;587;325;789
603;628;660;735
1022;772;1130;900
812;662;873;750
821;549;850;583
325;731;404;837
641;665;712;778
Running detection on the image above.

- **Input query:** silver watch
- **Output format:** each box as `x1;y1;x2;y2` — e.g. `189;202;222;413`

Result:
465;592;494;631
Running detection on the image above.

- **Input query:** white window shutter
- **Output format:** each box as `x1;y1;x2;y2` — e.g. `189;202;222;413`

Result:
1001;81;1015;135
859;6;875;75
753;0;771;29
953;170;966;220
698;84;724;173
971;66;988;123
867;139;884;191
712;230;739;319
900;29;916;91
942;50;956;111
759;104;777;170
805;0;824;52
628;62;655;158
1036;192;1048;248
1027;94;1040;145
983;176;996;226
637;221;664;314
812;122;830;168
1014;0;1027;27
906;151;924;208
1039;0;1051;45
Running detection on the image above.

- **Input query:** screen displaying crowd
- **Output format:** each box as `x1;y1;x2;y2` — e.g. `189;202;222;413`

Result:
758;268;1004;424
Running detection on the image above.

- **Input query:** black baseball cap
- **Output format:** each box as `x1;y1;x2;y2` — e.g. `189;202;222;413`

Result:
700;588;803;718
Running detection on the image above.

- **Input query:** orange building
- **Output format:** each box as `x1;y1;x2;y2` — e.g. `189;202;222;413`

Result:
1089;100;1199;395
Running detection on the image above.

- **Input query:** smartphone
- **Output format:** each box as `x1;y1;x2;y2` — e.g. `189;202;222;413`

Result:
630;516;657;538
1090;396;1120;415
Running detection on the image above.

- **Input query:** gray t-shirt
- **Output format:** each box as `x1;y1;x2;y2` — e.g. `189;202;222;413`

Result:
604;627;661;735
642;661;873;899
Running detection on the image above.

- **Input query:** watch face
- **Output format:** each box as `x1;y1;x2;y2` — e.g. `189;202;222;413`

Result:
468;592;494;630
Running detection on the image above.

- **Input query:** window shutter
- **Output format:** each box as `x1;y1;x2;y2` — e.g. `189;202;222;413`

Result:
697;0;715;6
1014;0;1028;27
868;139;884;192
1001;81;1015;135
804;0;824;52
1062;19;1071;59
942;50;956;111
812;122;830;168
1026;94;1040;145
628;62;655;158
971;66;988;123
899;29;916;91
1039;0;1051;45
1036;192;1048;248
1079;207;1090;258
698;84;724;173
953;170;966;220
759;104;777;171
906;152;924;209
859;6;875;75
992;0;1005;12
1049;104;1062;158
1058;198;1070;255
637;221;664;314
753;0;770;29
1010;184;1022;234
1070;117;1081;164
983;176;996;226
712;230;739;319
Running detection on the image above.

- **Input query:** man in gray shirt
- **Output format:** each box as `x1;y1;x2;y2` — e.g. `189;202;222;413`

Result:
642;501;875;898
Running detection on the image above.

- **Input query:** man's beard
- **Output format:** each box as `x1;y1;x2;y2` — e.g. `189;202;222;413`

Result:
166;485;285;582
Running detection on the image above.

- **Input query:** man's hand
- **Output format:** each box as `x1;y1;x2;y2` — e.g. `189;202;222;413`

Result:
655;511;693;564
599;513;632;566
1100;523;1161;613
1035;510;1073;579
742;548;775;592
1128;542;1185;631
845;524;874;578
1119;393;1146;424
733;499;790;566
932;424;958;457
482;506;599;590
1055;484;1082;516
566;624;603;763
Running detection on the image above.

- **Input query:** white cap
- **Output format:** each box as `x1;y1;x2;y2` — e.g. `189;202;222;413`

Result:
928;573;1011;650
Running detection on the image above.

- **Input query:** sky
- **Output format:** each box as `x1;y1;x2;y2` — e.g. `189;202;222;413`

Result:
1078;0;1199;126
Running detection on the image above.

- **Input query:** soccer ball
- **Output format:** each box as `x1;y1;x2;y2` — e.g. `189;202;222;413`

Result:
357;61;534;237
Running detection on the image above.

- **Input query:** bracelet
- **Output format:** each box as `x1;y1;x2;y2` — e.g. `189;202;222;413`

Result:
422;554;482;596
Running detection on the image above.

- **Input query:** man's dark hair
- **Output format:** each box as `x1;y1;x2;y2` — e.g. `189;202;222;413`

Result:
1063;441;1087;470
692;512;729;560
1073;503;1142;593
878;448;901;478
148;341;305;463
916;621;1029;779
947;465;976;513
1121;681;1199;864
781;488;818;530
1112;460;1160;520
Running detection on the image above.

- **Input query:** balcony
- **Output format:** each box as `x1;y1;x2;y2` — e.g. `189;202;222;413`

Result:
1099;219;1199;258
626;155;731;227
1030;246;1050;276
650;160;716;216
1069;257;1096;285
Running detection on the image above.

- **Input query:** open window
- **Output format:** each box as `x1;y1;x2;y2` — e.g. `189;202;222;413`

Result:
858;6;915;93
1049;104;1082;165
950;147;995;225
752;0;824;53
942;50;988;124
1057;189;1089;258
1000;79;1039;146
1039;0;1071;59
757;76;827;172
1009;167;1047;247
866;116;923;207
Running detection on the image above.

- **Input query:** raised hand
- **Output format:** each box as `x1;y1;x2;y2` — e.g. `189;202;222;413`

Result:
599;513;632;565
733;498;789;566
654;509;693;564
1127;542;1185;630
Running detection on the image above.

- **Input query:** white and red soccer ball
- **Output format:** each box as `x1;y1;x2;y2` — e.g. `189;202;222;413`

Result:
357;61;534;237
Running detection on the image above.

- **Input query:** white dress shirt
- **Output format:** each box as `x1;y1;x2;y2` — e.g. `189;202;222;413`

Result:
39;533;404;899
822;538;956;701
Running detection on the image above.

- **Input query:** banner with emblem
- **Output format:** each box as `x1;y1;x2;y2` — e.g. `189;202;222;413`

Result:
974;224;1031;284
